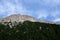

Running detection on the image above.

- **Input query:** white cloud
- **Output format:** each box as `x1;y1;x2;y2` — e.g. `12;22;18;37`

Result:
0;0;32;17
0;0;60;22
42;0;60;4
35;9;60;22
50;10;60;18
40;0;60;7
35;10;48;19
23;0;60;7
53;18;60;22
51;10;60;22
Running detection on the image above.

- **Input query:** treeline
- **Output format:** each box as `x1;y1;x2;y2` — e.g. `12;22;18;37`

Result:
0;21;60;40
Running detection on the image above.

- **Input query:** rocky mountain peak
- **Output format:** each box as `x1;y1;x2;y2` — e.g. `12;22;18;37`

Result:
0;14;36;22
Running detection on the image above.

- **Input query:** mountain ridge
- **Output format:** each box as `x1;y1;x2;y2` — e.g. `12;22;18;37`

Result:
0;14;59;25
0;14;36;22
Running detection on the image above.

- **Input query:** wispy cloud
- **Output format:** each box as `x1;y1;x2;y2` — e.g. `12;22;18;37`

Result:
23;0;60;7
53;18;60;22
35;10;48;19
0;0;32;18
40;0;60;6
0;0;60;22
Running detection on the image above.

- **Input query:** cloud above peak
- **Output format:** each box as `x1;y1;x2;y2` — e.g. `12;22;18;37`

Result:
0;0;32;17
0;0;60;22
41;0;60;6
22;0;60;7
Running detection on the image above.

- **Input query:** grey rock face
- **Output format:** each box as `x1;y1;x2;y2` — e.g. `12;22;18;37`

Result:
0;14;36;28
0;14;36;23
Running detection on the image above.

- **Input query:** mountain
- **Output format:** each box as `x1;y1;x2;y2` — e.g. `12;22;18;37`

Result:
0;14;59;25
0;14;37;28
0;14;36;22
0;14;60;40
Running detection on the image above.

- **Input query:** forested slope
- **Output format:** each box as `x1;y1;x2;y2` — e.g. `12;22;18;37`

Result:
0;21;60;40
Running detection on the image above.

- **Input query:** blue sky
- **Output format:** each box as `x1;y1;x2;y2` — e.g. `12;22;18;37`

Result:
0;0;60;22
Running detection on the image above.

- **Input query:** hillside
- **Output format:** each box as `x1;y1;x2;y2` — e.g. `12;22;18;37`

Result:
0;21;60;40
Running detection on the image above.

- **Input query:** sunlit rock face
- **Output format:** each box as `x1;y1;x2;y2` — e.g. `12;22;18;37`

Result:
0;14;36;23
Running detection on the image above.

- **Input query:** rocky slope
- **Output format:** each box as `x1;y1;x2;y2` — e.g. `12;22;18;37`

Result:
0;14;37;28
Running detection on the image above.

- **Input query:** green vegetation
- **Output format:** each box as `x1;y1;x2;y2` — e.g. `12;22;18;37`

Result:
0;21;60;40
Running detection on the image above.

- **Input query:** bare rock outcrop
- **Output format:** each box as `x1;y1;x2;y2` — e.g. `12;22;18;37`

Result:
0;14;36;23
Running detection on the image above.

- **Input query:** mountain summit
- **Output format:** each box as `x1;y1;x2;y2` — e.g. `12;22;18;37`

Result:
0;14;36;22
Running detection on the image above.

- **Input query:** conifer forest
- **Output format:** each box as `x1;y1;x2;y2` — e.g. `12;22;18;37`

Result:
0;21;60;40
